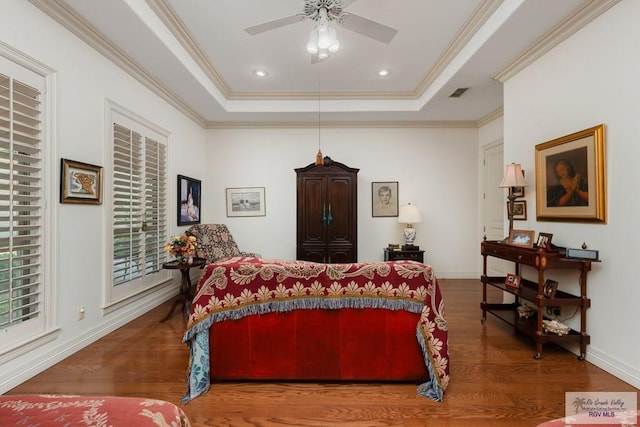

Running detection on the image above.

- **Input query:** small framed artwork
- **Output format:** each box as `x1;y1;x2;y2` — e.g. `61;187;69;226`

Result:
226;187;266;217
535;232;553;249
60;158;103;204
535;124;606;223
508;200;527;220
543;279;559;298
509;229;535;248
177;175;201;226
372;181;398;217
505;273;521;289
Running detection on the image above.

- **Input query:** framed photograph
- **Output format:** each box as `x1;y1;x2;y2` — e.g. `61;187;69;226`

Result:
535;232;553;249
60;158;103;204
505;273;521;289
535;124;606;223
509;229;535;248
177;175;201;226
372;181;398;217
507;200;527;220
543;279;559;298
226;187;266;217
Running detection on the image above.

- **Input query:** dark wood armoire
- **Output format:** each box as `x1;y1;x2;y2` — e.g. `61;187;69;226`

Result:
295;157;359;263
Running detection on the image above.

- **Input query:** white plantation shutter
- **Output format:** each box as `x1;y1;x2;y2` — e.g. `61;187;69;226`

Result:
0;71;43;331
109;107;167;303
112;123;143;285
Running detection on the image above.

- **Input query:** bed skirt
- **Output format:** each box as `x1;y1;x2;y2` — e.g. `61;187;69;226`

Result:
210;307;428;381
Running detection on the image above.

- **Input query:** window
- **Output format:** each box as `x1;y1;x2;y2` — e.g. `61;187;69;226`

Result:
0;52;55;355
108;105;168;306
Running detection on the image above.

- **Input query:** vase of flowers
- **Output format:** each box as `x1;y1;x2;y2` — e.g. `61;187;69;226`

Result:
165;234;198;264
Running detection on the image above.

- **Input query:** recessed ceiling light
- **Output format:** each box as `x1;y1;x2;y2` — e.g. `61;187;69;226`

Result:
377;69;391;77
253;69;269;77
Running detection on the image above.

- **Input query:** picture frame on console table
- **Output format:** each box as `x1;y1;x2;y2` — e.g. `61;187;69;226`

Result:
535;124;606;223
509;229;535;248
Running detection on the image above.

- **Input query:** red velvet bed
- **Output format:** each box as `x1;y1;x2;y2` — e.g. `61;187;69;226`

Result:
182;257;450;403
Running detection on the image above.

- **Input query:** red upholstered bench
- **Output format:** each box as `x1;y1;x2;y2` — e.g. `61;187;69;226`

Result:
0;394;191;426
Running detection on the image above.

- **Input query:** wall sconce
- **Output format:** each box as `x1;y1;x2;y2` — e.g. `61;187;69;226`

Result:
499;162;528;241
397;203;422;250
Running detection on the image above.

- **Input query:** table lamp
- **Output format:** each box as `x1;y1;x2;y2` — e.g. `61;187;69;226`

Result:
499;163;528;241
398;203;422;250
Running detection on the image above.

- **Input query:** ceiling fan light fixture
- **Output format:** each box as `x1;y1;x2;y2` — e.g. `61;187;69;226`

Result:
317;25;331;49
318;48;329;60
306;28;319;54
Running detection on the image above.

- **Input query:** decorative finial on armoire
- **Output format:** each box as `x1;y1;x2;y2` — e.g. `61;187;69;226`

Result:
315;149;324;165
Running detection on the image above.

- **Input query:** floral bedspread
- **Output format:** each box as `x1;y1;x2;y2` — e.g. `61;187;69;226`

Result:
0;394;191;426
182;257;450;403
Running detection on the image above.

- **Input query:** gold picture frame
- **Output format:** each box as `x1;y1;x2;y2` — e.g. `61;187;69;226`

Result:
535;124;606;223
60;158;103;204
505;273;521;289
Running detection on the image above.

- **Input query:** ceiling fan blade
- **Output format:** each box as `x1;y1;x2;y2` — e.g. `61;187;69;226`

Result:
338;0;358;6
244;14;306;35
339;13;398;43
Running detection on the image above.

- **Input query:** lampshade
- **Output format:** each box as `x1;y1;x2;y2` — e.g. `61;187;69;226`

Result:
499;163;528;188
397;203;422;225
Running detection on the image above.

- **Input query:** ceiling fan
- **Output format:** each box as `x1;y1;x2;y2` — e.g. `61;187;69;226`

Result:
244;0;398;61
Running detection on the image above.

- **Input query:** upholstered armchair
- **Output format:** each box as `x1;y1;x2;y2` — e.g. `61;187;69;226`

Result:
185;224;261;263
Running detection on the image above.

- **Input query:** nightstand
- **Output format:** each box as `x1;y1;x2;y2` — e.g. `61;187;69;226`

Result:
384;248;425;263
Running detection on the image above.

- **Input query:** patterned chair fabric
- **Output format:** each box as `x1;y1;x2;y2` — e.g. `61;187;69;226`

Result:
185;224;261;263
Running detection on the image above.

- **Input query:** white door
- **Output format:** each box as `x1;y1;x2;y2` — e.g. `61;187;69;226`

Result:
482;142;510;275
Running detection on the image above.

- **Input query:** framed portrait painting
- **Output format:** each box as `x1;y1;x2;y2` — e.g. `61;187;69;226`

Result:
226;187;266;217
60;158;103;204
372;181;398;217
535;124;606;223
177;175;201;226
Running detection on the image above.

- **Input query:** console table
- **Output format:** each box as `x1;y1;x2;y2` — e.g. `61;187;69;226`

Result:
480;240;598;360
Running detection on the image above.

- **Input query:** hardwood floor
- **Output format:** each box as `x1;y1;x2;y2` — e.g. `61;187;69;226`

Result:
9;279;638;426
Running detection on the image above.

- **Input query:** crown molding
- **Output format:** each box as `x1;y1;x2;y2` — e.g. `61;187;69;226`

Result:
145;0;231;97
28;0;207;127
493;0;621;83
413;0;503;96
476;107;503;127
205;120;478;130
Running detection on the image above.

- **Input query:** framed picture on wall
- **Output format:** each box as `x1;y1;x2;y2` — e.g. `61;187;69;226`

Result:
177;175;201;226
226;187;266;217
60;158;103;204
372;181;398;217
535;124;606;223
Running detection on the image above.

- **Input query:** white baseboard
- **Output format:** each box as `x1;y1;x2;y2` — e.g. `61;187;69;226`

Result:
587;345;640;390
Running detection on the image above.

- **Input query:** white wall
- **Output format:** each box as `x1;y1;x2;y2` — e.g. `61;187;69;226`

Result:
504;1;639;388
0;1;207;392
205;126;480;278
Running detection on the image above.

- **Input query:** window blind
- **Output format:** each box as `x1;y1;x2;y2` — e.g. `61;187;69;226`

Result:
111;116;167;293
0;72;43;330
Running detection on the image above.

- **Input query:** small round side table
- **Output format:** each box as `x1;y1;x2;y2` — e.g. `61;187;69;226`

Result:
160;257;206;322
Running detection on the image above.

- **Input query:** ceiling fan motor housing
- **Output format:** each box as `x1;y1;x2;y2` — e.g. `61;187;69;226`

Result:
304;0;345;23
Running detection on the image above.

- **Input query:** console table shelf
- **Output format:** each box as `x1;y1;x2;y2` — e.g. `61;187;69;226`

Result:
480;240;598;360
